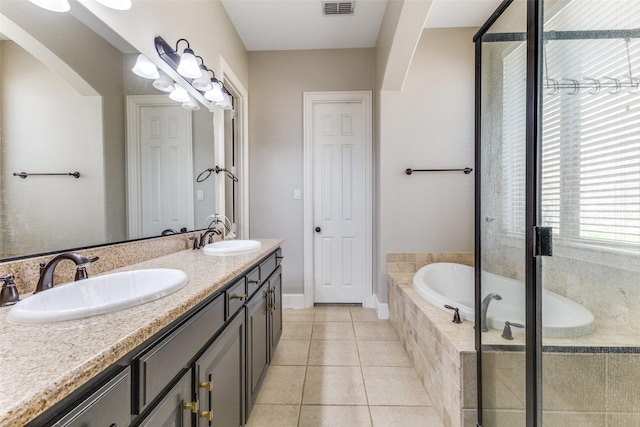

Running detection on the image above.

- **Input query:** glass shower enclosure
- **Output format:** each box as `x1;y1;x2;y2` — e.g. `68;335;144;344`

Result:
475;0;640;426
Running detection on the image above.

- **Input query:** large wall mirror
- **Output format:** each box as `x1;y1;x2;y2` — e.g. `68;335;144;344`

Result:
0;0;216;261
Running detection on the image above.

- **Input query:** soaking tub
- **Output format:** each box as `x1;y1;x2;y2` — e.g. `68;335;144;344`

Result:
413;262;595;338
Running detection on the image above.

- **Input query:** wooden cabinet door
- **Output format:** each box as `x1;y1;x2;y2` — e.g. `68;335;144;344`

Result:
245;284;269;418
196;312;245;427
137;369;194;427
269;266;283;359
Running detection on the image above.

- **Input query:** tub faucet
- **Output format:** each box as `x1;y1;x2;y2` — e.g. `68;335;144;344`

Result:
480;293;502;332
35;252;99;293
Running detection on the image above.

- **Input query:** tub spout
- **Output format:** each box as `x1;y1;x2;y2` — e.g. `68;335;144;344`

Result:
480;293;502;332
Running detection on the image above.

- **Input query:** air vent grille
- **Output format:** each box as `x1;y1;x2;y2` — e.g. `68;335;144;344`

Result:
322;1;355;16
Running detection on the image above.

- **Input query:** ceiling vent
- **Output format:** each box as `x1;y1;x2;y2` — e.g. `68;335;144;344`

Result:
322;1;355;16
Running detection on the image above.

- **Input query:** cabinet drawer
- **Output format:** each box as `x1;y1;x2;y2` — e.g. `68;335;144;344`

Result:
226;278;247;320
259;249;282;281
135;294;225;413
246;267;261;298
52;366;131;427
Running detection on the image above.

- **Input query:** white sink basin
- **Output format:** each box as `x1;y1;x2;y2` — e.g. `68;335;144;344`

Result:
203;240;262;255
6;269;188;324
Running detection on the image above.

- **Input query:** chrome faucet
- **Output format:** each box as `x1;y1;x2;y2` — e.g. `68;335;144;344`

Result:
35;252;99;293
199;228;222;248
480;293;502;332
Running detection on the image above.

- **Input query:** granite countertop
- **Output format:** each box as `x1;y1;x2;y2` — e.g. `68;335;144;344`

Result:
0;239;283;426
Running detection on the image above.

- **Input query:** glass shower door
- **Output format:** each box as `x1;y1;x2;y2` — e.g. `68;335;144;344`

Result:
477;1;528;425
540;1;640;425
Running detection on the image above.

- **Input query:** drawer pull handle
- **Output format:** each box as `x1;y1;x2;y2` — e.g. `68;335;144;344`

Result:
230;294;247;300
200;410;213;421
276;256;284;260
184;401;199;413
248;279;261;284
199;381;213;391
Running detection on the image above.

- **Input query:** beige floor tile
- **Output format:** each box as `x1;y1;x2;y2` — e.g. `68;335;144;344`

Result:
255;366;306;405
271;340;310;366
299;405;371;427
302;366;367;405
312;322;356;340
246;405;300;427
308;340;360;366
363;367;432;406
357;340;413;367
281;321;313;340
370;406;444;427
354;321;399;341
313;307;353;322
350;307;379;322
283;308;315;322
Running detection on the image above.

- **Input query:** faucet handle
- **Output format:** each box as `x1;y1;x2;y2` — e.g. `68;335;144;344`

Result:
0;274;20;306
189;236;200;250
75;256;99;281
444;305;462;324
501;321;524;340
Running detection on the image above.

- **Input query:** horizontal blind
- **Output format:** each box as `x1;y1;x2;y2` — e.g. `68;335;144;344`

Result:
501;0;640;249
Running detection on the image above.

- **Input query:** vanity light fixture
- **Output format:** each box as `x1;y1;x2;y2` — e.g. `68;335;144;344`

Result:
95;0;132;10
182;97;200;111
216;86;233;110
152;70;174;92
204;70;224;102
132;54;160;79
192;58;213;92
175;39;201;79
27;0;70;12
169;84;190;103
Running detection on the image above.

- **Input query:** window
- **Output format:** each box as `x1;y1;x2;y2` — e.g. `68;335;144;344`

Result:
501;1;640;250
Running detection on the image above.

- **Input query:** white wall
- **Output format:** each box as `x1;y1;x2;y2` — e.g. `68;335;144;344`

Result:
248;49;376;296
377;27;476;302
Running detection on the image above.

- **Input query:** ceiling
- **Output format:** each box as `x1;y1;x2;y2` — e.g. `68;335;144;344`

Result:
220;0;503;51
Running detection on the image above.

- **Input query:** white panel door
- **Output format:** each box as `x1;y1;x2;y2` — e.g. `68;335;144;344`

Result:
313;102;365;303
140;105;191;237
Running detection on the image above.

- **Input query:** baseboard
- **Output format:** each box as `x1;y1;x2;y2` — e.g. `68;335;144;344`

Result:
373;294;389;319
282;293;305;309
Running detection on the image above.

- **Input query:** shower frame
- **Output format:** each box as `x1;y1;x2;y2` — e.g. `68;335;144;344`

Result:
473;1;639;426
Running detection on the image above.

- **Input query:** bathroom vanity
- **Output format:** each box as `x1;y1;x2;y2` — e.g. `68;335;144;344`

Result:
0;239;283;426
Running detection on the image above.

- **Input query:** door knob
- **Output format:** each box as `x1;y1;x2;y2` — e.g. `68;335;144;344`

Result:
315;227;321;233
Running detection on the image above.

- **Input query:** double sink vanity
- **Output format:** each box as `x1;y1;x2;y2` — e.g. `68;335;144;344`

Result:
0;238;283;426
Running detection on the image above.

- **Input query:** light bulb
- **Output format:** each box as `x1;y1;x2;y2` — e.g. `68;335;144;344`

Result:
153;70;174;92
177;48;201;79
192;65;213;92
169;85;190;103
204;81;224;102
132;54;159;79
95;0;131;10
182;97;200;110
28;0;70;12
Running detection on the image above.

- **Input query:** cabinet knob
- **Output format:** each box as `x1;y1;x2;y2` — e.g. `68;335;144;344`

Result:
199;381;213;391
230;294;247;300
200;410;213;421
183;401;199;413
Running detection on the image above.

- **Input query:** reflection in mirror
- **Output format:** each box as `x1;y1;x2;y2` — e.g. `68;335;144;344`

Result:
0;0;215;261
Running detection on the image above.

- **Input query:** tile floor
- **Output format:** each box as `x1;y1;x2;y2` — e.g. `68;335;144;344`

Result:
246;306;445;427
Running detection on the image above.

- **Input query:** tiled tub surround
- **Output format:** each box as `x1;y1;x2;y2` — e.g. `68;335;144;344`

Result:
389;252;640;427
387;252;476;427
0;238;283;426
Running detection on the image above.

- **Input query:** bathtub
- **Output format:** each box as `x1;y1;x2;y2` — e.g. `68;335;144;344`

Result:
413;263;595;338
